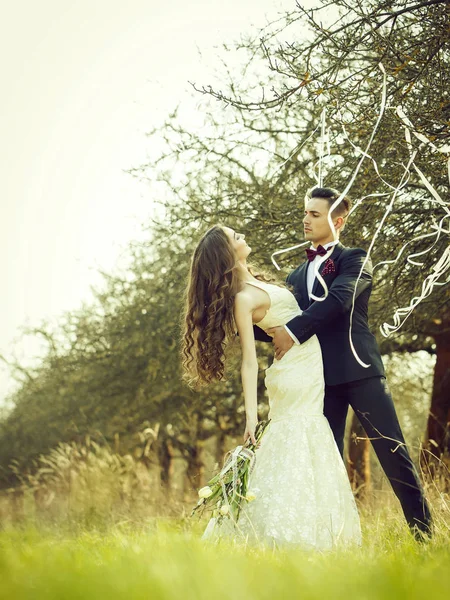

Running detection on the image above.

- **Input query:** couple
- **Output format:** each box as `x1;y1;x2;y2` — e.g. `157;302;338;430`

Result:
182;187;432;550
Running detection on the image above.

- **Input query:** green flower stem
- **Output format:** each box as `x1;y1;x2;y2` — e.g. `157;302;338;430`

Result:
191;420;271;522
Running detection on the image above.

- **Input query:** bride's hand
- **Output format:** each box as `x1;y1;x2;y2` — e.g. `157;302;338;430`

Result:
243;420;258;446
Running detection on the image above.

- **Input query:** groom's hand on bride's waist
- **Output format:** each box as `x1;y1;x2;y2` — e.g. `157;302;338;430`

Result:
266;327;294;361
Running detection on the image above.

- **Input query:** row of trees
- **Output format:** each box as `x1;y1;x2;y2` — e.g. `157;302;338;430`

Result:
135;0;449;474
0;0;448;500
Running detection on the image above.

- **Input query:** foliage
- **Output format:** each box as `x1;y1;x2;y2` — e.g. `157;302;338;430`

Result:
0;228;271;487
0;0;448;484
132;0;450;461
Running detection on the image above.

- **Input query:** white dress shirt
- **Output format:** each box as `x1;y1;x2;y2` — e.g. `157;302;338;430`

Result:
284;241;338;345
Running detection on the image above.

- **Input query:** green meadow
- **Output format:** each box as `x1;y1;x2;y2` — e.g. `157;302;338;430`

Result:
0;503;448;600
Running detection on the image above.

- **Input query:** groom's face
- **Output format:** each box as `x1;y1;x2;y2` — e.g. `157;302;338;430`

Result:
303;197;338;245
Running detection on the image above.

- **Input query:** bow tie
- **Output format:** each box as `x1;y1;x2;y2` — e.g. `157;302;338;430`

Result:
305;245;328;262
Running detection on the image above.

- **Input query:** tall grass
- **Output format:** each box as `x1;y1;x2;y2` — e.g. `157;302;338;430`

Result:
0;509;449;600
0;437;448;599
1;437;183;532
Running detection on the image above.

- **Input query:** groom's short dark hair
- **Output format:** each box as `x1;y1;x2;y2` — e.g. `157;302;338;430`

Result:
308;187;351;219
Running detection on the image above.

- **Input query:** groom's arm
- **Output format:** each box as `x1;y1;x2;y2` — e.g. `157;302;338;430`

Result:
285;249;372;344
253;325;272;343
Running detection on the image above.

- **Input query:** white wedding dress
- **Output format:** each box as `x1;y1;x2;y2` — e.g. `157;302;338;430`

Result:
202;279;362;550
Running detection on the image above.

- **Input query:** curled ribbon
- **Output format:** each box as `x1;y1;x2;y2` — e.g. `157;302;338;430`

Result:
269;64;449;360
378;106;450;336
271;64;388;369
380;247;450;337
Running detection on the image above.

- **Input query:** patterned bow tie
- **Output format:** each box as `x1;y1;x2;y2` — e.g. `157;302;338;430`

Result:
305;245;328;262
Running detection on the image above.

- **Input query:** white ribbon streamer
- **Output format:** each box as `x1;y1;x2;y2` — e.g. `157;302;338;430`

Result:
317;107;327;187
373;217;448;271
381;247;450;337
270;64;388;368
271;65;387;271
379;106;450;336
268;65;449;363
312;64;388;367
219;444;256;509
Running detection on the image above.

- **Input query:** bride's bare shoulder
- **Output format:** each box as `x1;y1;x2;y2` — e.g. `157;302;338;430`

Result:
234;288;254;305
235;284;262;311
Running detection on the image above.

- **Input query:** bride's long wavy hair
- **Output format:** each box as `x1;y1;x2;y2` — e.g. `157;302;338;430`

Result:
181;224;274;387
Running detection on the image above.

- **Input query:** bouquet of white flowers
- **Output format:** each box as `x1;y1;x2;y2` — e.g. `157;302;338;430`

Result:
191;420;270;526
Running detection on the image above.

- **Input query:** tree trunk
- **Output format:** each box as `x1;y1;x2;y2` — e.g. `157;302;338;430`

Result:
347;411;371;501
184;440;205;493
421;328;450;482
10;488;24;522
33;486;47;514
181;412;206;500
158;438;175;490
215;428;227;468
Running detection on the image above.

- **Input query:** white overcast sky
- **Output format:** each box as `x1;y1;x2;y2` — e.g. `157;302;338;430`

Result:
1;0;310;400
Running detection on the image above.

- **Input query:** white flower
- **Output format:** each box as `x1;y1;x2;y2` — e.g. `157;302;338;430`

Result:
245;491;257;502
220;504;230;515
196;498;205;506
198;486;213;499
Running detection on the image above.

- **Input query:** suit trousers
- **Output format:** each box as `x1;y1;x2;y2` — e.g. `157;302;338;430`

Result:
323;376;432;534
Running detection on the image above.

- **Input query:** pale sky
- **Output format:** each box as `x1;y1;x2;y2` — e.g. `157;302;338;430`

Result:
0;0;301;400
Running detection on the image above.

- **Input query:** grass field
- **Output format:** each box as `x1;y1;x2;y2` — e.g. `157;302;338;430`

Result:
0;504;448;600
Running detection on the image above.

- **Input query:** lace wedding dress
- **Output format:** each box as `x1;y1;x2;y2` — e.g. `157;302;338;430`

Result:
202;279;362;550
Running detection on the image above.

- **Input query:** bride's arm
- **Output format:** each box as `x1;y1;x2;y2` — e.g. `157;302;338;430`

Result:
234;292;258;445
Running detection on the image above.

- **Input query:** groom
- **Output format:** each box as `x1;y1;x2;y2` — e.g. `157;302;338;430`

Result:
255;187;432;539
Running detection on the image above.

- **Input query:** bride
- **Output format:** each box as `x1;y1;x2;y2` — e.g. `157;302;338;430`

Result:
181;224;361;550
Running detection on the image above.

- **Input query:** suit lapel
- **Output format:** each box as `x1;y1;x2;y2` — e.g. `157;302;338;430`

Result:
310;242;345;303
293;260;309;310
300;261;308;300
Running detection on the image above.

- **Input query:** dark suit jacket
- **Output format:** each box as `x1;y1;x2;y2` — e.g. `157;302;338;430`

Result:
254;242;385;386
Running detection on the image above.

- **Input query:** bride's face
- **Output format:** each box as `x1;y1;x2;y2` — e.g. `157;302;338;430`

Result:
223;227;251;260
